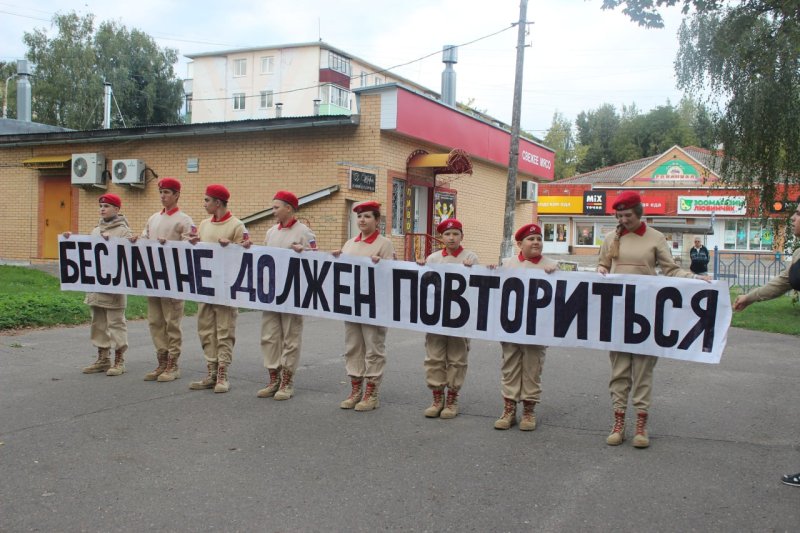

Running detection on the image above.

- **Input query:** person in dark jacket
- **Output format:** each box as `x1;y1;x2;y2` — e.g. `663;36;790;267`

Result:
689;237;710;275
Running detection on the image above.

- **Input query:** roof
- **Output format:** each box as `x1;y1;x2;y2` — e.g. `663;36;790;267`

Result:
0;118;72;135
186;40;439;98
558;146;723;185
0;114;359;148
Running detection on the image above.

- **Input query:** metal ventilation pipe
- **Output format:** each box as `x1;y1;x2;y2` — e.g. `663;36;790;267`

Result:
16;59;32;122
313;99;321;116
275;102;283;118
103;82;112;129
441;45;458;107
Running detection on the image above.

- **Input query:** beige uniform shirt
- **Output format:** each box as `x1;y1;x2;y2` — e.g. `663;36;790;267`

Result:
265;219;316;249
598;225;694;278
501;253;559;271
743;248;800;302
425;247;479;265
141;207;194;241
84;215;133;309
198;213;245;245
341;232;395;260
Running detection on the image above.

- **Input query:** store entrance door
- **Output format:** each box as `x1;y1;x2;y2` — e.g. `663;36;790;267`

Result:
542;219;569;254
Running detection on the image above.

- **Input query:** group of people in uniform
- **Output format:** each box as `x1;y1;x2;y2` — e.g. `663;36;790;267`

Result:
69;181;800;475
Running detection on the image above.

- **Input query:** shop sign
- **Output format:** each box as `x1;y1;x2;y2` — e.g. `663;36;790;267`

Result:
648;160;700;183
583;191;606;215
433;189;456;228
349;170;376;192
537;195;582;214
604;194;667;215
677;196;746;215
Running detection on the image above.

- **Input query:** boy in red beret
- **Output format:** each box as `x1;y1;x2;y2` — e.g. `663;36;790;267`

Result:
598;191;708;448
188;184;247;394
64;194;133;376
332;201;395;411
255;190;317;401
130;177;194;383
494;223;559;431
418;218;478;419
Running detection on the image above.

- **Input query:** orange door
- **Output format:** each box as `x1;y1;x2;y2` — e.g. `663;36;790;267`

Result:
42;178;72;259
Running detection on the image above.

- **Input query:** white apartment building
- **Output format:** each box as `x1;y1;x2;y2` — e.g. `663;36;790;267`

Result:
184;41;438;123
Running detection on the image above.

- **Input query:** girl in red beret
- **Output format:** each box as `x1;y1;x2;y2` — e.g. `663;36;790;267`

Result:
331;201;395;412
492;223;559;431
418;218;478;419
64;195;133;376
598;193;709;448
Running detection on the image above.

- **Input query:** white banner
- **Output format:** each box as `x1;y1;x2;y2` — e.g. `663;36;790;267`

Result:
59;236;732;364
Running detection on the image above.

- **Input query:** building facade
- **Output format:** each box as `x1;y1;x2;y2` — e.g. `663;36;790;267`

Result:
185;42;438;123
0;85;555;265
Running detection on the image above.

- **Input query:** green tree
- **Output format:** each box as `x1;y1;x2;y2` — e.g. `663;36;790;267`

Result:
603;1;800;211
575;103;621;172
23;12;183;129
543;111;579;180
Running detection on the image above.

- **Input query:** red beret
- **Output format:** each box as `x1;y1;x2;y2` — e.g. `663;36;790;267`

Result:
612;191;641;211
205;184;230;202
436;218;463;234
158;177;182;192
515;223;542;241
274;190;298;210
98;193;121;208
353;201;381;214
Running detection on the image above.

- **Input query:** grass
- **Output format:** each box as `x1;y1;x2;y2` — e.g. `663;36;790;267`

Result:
1;265;798;336
0;265;197;331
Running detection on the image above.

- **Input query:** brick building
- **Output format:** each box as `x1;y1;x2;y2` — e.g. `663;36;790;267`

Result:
0;84;555;264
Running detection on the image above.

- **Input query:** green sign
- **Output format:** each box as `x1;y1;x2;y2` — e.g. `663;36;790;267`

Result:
651;160;699;182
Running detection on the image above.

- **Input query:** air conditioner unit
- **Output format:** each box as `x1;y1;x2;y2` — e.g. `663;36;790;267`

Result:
519;180;538;202
71;153;106;188
111;159;146;187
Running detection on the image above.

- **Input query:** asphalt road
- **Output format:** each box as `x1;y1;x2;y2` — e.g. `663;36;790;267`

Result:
1;312;798;532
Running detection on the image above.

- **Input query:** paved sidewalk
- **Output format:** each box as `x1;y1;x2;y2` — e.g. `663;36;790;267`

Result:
1;312;798;532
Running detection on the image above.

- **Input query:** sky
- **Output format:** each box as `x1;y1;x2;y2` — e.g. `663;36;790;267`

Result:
0;0;688;136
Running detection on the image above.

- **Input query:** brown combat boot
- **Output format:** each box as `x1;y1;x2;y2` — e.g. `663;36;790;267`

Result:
632;411;650;448
106;349;126;376
440;388;460;419
256;368;281;398
189;362;217;390
144;352;168;381
519;400;537;431
273;368;294;401
157;356;180;382
354;378;380;411
214;363;230;393
83;348;111;374
606;410;626;446
494;398;517;430
424;387;445;418
340;377;363;409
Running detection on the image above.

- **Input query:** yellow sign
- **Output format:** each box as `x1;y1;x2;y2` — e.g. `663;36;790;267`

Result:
537;196;582;214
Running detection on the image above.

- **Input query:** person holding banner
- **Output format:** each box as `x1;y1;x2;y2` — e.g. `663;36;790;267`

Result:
598;191;708;448
493;223;559;431
254;190;316;401
130;177;194;383
65;194;133;376
419;218;478;419
332;201;395;412
733;199;800;487
187;184;247;394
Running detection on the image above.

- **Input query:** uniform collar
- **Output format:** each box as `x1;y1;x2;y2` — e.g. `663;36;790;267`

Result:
518;252;542;264
355;230;380;244
442;246;463;258
161;207;180;216
211;211;232;223
620;222;647;237
278;218;297;230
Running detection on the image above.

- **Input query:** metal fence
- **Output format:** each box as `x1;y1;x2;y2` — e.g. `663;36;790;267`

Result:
712;246;787;290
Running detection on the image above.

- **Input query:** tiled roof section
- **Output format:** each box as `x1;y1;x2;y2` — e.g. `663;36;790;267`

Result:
556;145;724;185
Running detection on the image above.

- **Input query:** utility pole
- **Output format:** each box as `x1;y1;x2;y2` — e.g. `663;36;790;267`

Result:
500;0;529;263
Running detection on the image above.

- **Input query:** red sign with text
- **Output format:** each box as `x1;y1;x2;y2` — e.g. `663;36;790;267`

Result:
605;193;667;215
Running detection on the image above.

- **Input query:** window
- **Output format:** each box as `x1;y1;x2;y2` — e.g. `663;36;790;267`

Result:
260;56;274;74
233;58;247;77
360;71;368;86
723;219;776;250
391;179;406;235
320;84;350;108
185;95;192;114
233;93;246;110
260;90;273;108
575;223;595;246
374;76;383;85
328;51;351;75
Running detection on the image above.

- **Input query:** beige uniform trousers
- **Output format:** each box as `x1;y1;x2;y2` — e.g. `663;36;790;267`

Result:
147;297;185;359
344;322;387;379
500;342;546;403
260;311;303;372
90;306;128;352
608;351;658;413
197;303;237;365
424;333;469;390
